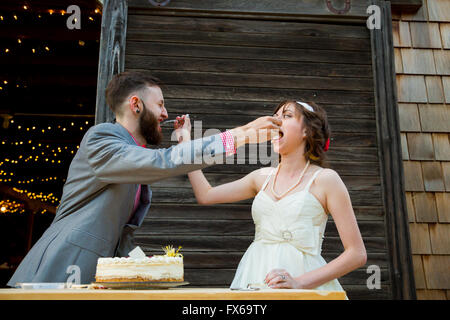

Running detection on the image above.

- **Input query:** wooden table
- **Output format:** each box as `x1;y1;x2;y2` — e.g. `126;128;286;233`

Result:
0;288;347;300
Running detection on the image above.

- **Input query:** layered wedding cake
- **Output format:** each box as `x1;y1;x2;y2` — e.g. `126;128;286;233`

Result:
95;245;183;282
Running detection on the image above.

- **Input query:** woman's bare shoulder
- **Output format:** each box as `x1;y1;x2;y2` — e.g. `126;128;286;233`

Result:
316;168;343;186
250;166;275;188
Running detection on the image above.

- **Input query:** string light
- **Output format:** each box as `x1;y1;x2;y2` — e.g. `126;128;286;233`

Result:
0;4;101;216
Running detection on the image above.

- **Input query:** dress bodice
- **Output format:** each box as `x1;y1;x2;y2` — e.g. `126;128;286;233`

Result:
251;167;328;256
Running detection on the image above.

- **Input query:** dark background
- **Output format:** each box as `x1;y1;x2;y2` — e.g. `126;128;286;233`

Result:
0;0;102;286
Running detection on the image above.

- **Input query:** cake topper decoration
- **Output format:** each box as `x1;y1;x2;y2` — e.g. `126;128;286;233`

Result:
163;245;183;257
128;246;146;259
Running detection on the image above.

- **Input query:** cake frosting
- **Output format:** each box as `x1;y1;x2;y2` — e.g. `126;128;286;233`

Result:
95;247;184;282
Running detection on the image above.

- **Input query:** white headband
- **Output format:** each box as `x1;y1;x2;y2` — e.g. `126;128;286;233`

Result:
296;101;314;112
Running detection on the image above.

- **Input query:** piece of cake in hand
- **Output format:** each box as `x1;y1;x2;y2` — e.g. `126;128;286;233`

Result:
95;245;183;282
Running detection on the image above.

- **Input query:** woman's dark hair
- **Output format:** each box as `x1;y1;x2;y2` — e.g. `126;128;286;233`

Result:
105;71;162;116
273;100;331;167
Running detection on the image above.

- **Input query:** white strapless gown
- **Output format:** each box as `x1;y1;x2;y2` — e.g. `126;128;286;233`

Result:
230;168;346;294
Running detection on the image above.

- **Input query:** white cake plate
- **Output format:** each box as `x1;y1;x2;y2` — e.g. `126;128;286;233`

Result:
93;281;189;290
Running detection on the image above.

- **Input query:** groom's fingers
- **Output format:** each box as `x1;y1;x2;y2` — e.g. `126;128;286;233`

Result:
268;116;282;128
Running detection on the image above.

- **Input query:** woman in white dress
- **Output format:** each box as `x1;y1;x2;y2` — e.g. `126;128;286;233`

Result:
177;100;366;293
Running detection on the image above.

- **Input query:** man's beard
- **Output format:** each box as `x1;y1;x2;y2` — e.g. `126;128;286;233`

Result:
139;102;163;146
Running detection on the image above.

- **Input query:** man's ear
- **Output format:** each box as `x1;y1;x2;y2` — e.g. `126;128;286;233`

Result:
128;96;140;114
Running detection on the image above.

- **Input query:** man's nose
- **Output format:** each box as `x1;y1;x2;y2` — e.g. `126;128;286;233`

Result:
161;107;168;119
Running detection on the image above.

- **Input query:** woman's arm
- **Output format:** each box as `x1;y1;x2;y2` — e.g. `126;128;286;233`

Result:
266;169;367;289
188;169;261;205
175;115;268;205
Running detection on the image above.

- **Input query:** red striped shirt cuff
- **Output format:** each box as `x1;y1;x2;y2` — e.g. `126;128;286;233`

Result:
220;131;236;156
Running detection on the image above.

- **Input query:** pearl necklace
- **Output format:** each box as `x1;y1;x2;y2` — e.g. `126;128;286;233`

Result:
271;160;310;199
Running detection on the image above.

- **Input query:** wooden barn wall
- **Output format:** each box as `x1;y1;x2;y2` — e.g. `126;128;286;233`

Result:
124;8;389;299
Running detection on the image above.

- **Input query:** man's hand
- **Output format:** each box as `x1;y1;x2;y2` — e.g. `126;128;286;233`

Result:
230;116;282;148
174;114;191;143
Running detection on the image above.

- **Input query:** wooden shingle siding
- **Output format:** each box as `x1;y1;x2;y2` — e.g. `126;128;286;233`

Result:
404;161;425;191
412;255;427;288
397;75;428;102
442;76;450;102
427;0;450;22
123;6;391;299
418;104;450;132
398;103;421;131
401;49;436;74
421;162;445;191
441;23;450;49
409;223;432;254
435;192;450;222
429;224;450;254
425;76;445;103
433;50;450;75
410;22;442;48
412;192;438;222
407;133;435;160
422;255;450;289
395;0;450;299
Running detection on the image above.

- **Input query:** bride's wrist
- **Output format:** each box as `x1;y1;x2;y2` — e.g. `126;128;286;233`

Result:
294;276;307;289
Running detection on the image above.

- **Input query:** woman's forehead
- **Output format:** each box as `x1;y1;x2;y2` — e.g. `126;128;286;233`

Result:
276;102;296;114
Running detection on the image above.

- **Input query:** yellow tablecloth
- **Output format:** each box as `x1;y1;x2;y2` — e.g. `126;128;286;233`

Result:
0;288;347;300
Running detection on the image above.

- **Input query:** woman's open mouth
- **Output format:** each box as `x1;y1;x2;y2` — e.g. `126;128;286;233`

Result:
271;129;284;143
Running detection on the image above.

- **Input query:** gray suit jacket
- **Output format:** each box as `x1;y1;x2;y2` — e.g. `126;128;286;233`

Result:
8;122;226;286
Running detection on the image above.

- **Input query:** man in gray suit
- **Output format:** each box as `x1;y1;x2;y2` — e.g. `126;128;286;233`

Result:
8;71;281;286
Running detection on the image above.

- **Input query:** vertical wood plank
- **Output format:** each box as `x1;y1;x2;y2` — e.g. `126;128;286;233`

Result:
95;0;128;124
370;0;416;299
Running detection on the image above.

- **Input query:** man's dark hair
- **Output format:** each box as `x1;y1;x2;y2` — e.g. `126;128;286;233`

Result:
105;71;162;115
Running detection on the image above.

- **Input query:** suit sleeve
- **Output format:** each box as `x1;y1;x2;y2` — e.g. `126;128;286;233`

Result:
84;124;227;184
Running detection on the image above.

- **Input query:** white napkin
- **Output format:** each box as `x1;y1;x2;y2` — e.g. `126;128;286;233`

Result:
128;246;146;259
